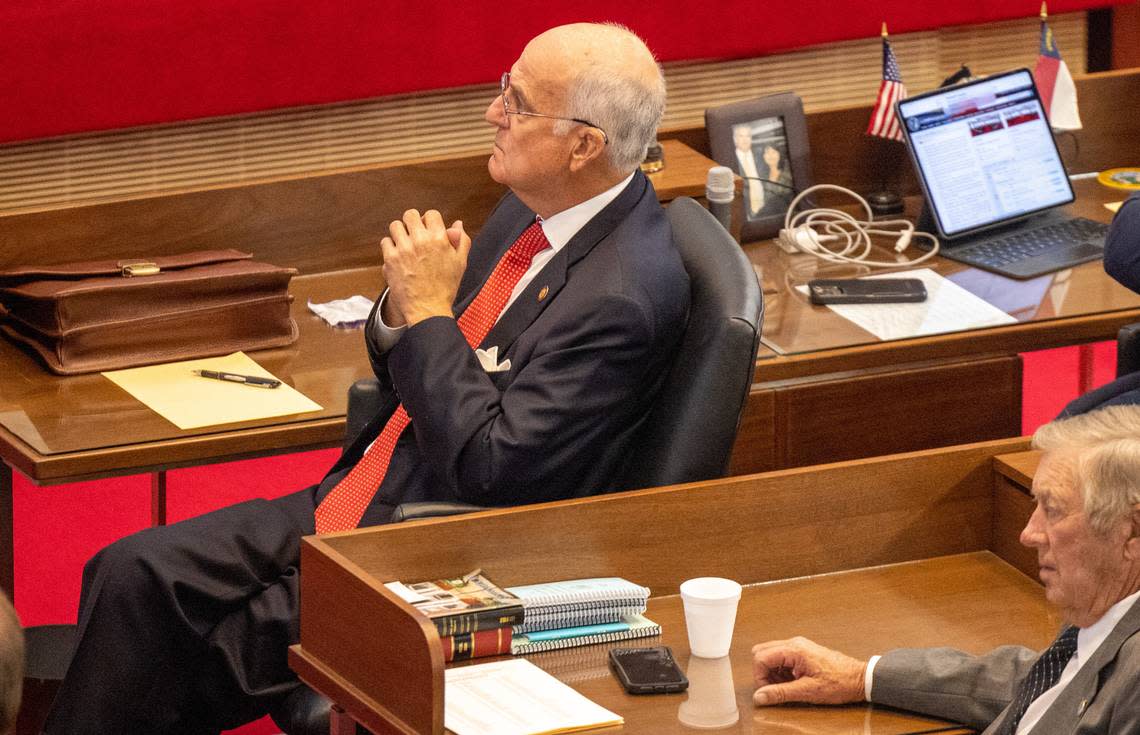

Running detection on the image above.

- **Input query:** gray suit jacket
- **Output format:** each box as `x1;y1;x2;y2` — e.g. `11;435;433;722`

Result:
872;599;1140;733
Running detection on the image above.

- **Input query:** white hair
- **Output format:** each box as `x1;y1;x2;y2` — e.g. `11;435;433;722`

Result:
1033;405;1140;533
554;24;666;174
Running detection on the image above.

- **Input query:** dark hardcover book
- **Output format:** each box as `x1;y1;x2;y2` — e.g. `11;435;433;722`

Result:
388;569;525;638
440;626;514;662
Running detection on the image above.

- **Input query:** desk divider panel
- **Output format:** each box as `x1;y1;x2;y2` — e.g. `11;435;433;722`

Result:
295;540;443;735
292;435;1033;733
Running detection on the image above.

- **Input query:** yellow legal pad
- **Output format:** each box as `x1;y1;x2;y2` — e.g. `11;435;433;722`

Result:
102;352;322;430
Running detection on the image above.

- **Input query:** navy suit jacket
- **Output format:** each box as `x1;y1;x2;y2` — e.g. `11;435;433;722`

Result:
1104;192;1140;292
1059;191;1140;417
316;171;689;526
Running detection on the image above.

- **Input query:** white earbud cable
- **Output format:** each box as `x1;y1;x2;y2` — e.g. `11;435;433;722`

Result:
779;184;939;268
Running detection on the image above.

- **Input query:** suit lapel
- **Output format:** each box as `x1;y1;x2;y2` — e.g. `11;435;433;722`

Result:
452;193;534;317
1003;600;1140;734
479;171;649;354
481;248;567;351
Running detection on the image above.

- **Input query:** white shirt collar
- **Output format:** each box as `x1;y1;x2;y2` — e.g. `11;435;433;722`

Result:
537;172;635;251
1075;589;1140;666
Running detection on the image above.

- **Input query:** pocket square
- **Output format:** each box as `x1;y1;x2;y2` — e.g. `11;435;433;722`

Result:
475;346;511;373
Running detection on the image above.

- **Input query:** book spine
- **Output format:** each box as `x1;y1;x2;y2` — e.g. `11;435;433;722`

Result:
433;605;525;637
440;627;514;662
511;622;661;655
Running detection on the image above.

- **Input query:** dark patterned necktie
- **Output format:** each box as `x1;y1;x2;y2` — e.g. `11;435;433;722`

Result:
313;220;550;533
998;625;1079;735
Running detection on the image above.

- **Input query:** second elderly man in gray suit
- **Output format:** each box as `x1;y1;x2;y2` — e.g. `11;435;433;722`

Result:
751;404;1140;734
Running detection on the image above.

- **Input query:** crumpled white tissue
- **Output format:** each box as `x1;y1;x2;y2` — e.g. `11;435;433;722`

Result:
307;295;374;329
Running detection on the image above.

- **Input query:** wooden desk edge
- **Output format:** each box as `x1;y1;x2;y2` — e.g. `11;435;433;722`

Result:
0;417;346;485
994;450;1041;491
755;309;1140;383
293;436;1037;734
297;536;444;734
289;645;421;735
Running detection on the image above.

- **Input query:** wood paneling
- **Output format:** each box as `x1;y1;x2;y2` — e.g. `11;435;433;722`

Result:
727;389;775;475
1112;4;1140;68
316;438;1016;597
678;70;1140;196
2;68;1135;276
0;140;713;275
743;356;1023;472
0;155;501;274
993;476;1040;580
0;14;1088;213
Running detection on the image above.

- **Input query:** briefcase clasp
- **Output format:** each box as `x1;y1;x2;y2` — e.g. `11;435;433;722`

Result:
119;261;161;277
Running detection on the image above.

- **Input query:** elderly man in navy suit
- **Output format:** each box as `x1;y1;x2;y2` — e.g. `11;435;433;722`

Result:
47;22;688;734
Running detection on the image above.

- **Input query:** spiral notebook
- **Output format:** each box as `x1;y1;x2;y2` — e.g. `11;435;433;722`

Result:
509;613;660;655
506;577;650;633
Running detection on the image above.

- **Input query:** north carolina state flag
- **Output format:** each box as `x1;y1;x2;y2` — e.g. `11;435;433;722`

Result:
1033;16;1082;131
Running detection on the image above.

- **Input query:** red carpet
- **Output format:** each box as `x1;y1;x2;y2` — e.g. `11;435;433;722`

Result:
8;342;1119;733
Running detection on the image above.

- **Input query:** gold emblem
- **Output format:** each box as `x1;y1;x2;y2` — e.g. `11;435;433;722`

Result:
538;286;549;302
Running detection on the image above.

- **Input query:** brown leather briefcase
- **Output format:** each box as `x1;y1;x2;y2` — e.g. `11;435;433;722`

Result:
0;250;299;375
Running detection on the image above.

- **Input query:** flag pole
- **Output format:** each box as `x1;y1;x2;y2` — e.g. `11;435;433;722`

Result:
866;21;904;216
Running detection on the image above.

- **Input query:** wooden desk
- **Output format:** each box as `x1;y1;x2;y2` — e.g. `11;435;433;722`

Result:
289;436;1053;734
0;269;379;596
0;183;1130;598
2;121;1132;600
728;178;1140;475
0;141;722;598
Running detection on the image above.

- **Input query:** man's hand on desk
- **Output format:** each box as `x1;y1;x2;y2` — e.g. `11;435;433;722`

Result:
752;637;866;707
380;208;471;327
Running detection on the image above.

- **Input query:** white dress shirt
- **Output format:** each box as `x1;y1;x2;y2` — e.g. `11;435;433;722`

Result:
371;171;635;349
864;590;1140;733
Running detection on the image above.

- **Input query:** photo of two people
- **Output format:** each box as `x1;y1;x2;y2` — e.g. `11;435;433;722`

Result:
732;118;793;221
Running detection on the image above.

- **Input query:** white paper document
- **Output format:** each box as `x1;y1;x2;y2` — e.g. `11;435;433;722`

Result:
804;268;1016;341
445;658;622;735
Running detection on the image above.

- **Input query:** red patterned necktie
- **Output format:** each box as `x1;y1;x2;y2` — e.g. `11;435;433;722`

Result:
314;221;550;532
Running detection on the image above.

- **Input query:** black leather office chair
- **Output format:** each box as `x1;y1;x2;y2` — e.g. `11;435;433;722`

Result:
272;195;764;734
1057;322;1140;417
1117;323;1140;376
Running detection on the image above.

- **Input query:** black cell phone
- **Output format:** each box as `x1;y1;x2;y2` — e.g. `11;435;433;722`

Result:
808;277;927;305
608;646;689;694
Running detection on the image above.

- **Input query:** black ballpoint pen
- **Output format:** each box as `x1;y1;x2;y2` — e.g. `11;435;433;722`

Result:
192;369;281;389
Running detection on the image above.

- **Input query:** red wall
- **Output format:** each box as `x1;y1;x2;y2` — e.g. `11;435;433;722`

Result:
0;0;1123;144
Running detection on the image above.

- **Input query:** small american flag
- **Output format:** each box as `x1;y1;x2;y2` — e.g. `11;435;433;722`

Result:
867;33;907;141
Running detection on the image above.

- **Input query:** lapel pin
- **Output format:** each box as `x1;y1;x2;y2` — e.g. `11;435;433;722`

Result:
1078;698;1089;715
537;286;549;302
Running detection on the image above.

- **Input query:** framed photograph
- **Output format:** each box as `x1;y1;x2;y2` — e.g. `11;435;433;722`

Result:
706;92;813;241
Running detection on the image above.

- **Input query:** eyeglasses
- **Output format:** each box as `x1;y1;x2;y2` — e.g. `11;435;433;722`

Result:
499;72;609;145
